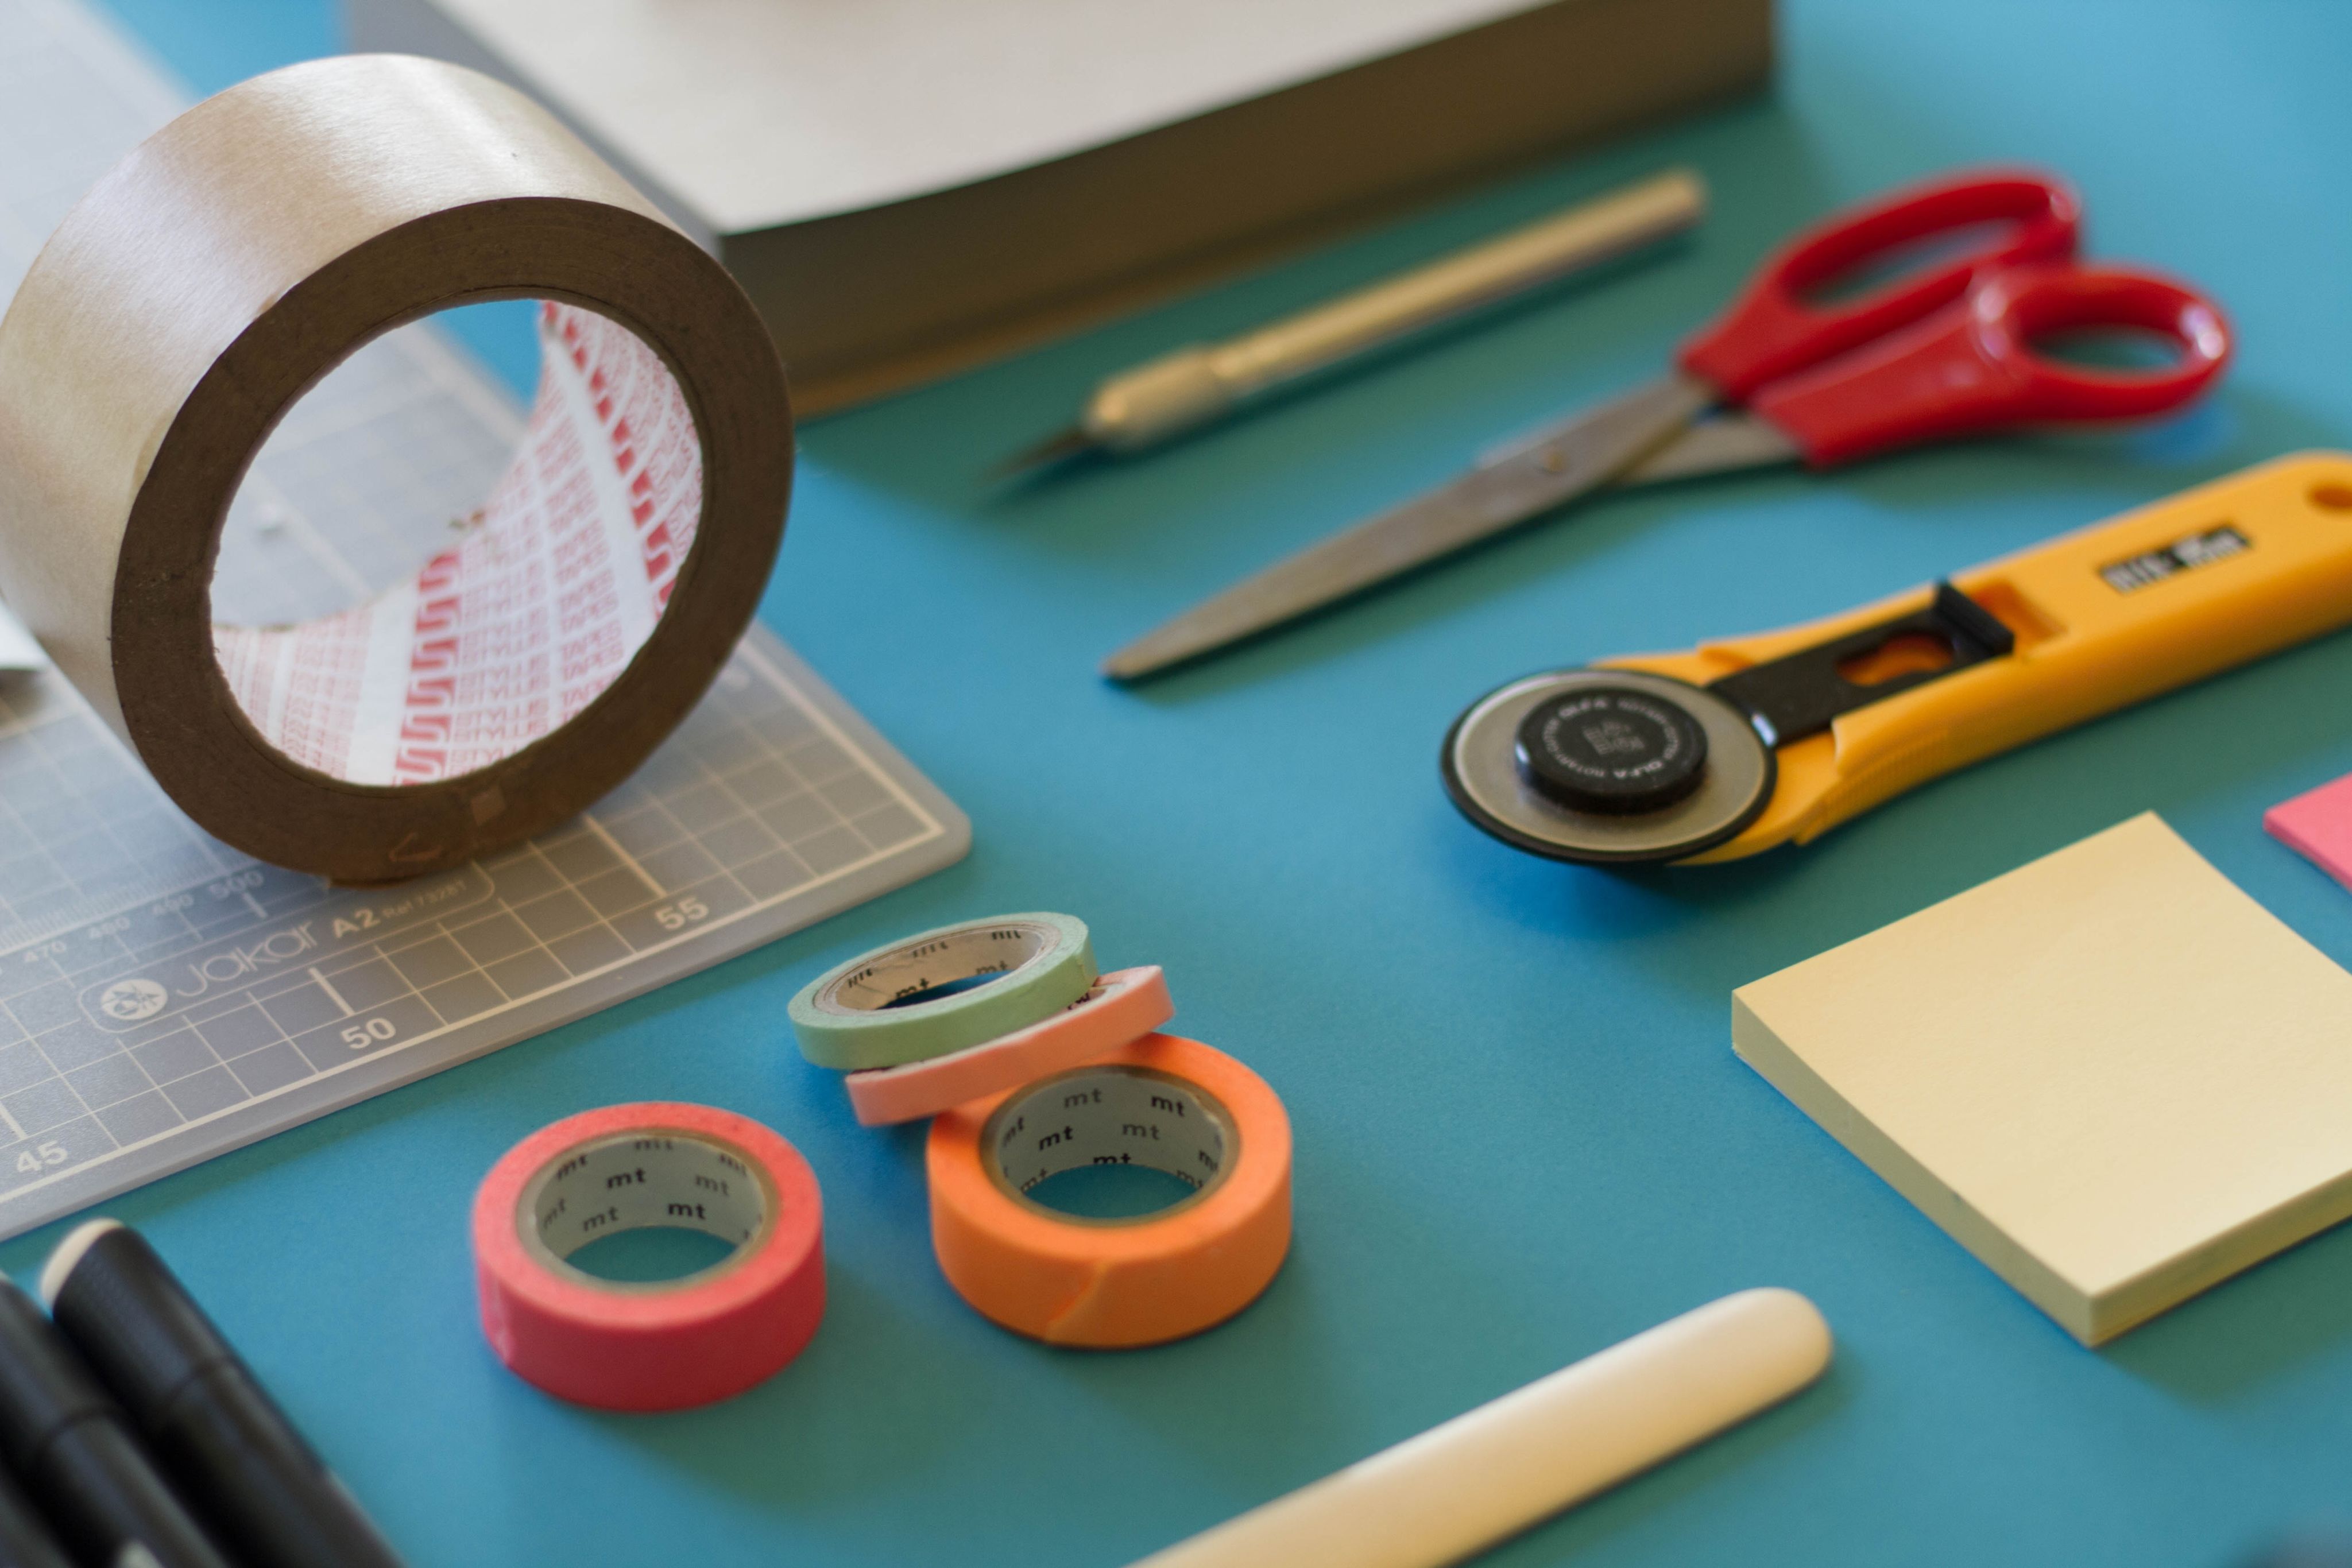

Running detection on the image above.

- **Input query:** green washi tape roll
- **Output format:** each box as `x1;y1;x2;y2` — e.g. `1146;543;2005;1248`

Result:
788;913;1097;1070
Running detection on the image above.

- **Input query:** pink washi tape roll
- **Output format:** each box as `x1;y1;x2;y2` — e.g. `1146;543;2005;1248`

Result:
844;966;1175;1126
471;1102;823;1411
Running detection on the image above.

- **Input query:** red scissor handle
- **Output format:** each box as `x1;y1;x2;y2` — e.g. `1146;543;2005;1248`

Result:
1748;264;2231;467
1678;169;2082;400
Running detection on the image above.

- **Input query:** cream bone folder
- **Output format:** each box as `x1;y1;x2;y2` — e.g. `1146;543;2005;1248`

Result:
1132;1289;1831;1568
0;53;791;884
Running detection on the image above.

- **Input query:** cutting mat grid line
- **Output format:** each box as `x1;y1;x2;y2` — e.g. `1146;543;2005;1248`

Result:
0;648;949;1211
0;0;968;1235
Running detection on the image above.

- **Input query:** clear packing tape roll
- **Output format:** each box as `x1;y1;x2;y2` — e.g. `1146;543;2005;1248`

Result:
0;55;791;882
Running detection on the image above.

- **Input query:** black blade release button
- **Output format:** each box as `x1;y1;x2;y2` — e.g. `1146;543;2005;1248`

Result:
1514;686;1709;815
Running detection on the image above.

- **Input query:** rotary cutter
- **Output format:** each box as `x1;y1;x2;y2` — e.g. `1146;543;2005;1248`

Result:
1443;452;2352;865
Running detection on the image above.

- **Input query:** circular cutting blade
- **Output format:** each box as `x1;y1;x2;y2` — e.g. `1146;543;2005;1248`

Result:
1440;668;1776;865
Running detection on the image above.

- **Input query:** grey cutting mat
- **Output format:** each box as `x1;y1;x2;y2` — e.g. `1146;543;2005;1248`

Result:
0;0;968;1236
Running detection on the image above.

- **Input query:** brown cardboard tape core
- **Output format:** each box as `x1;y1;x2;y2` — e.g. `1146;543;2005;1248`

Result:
0;55;791;882
214;303;701;786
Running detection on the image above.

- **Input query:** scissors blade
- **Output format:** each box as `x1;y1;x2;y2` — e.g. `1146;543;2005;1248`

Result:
1102;370;1711;680
1615;414;1801;487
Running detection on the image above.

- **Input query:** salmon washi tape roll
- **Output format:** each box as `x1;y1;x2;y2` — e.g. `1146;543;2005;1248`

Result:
789;912;1096;1070
0;55;790;882
472;1102;823;1411
927;1032;1291;1347
846;965;1175;1125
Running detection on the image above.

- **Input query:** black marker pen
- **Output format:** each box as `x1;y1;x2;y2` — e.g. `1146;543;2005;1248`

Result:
43;1221;405;1568
0;1461;72;1568
0;1269;229;1568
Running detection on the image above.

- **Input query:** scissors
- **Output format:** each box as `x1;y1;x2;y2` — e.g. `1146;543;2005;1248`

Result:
1103;168;2232;681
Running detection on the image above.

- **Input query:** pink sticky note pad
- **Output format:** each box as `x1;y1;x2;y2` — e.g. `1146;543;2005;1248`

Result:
2265;772;2352;892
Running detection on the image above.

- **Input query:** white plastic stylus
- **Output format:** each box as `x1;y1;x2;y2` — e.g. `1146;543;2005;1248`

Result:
1126;1287;1832;1568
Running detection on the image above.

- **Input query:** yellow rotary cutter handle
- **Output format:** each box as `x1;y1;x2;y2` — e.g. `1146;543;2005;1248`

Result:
1443;452;2352;865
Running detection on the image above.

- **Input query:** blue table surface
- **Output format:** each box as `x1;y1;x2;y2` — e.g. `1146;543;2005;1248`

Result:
18;2;2352;1563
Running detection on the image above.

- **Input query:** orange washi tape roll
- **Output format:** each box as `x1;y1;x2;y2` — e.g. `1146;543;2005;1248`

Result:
845;965;1174;1126
472;1102;824;1411
926;1032;1290;1347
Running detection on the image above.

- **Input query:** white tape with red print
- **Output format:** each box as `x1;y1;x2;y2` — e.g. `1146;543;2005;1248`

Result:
0;53;791;882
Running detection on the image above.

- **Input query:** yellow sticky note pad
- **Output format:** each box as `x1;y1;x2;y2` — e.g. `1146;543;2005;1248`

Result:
1733;813;2352;1344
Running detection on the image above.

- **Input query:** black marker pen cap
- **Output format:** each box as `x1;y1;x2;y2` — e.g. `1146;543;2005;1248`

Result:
41;1223;234;1405
0;1276;110;1474
0;1271;229;1568
0;1446;72;1568
44;1221;406;1568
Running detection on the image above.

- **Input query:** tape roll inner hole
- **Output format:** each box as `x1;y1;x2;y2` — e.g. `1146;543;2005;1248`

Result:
985;1066;1235;1223
823;921;1058;1013
211;301;703;788
517;1129;770;1288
